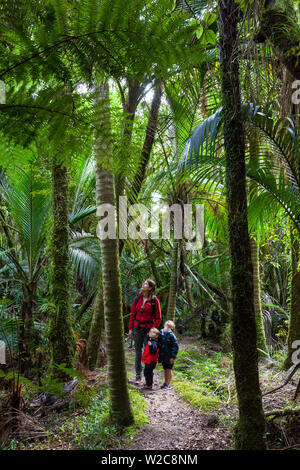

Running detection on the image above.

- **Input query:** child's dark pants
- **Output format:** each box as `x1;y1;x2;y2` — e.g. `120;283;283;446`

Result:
144;361;157;386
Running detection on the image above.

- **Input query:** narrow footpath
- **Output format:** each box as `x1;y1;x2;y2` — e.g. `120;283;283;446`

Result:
121;347;231;451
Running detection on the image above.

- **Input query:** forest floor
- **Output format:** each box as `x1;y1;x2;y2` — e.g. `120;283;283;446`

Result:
1;336;300;450
119;356;231;450
115;336;300;451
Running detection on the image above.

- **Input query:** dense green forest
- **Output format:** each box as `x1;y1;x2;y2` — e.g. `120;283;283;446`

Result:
0;0;300;453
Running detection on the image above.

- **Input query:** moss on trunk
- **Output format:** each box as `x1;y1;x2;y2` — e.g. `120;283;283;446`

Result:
218;0;266;449
255;4;300;80
284;226;300;369
86;282;104;369
49;158;76;379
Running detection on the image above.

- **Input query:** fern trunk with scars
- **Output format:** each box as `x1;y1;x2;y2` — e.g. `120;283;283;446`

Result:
49;158;76;379
95;81;133;425
167;240;179;322
219;0;266;449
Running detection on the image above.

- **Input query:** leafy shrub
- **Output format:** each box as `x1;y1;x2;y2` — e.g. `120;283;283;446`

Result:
69;386;148;449
173;348;233;409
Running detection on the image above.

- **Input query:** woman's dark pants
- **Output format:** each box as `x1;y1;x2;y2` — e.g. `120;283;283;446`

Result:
133;328;148;378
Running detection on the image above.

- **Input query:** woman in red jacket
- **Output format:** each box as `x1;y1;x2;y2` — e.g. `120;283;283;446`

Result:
128;279;162;384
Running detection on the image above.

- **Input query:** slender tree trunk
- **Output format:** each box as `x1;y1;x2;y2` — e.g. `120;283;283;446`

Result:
284;225;300;369
145;240;161;286
250;238;268;357
87;79;162;359
255;1;300;80
115;78;144;210
95;81;133;425
49;158;76;378
182;242;194;315
218;0;266;449
167;240;179;322
130;80;163;203
119;80;163;254
279;68;300;369
19;287;35;375
85;282;104;369
248;132;268;357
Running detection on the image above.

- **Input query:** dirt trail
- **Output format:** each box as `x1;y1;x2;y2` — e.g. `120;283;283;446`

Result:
120;347;231;451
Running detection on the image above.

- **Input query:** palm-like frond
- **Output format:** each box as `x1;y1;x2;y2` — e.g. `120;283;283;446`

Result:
69;231;101;293
0;168;51;272
182;103;300;234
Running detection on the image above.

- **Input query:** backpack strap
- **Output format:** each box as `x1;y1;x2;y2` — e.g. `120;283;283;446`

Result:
134;294;142;319
151;296;156;318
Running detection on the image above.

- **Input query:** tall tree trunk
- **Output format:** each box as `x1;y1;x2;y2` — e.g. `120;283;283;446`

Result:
115;78;144;210
130;80;163;203
218;0;266;449
181;242;195;315
145;240;161;286
119;80;163;254
167;240;179;322
95;81;133;425
49;158;76;378
248;133;268;357
284;225;300;369
255;1;300;80
250;238;268;357
19;287;35;375
85;282;104;369
279;68;300;369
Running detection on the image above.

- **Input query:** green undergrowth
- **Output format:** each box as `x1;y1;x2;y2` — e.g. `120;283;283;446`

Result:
172;348;233;411
69;385;148;450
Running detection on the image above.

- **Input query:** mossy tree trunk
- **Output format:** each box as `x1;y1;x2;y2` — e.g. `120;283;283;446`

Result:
85;282;104;369
284;226;300;369
167;240;179;322
218;0;266;449
49;157;76;379
279;68;300;369
255;1;300;80
95;81;133;425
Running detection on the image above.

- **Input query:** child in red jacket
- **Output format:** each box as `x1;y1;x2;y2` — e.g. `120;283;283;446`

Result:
141;328;160;390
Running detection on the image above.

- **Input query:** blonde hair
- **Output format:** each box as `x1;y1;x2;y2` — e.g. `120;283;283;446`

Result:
149;327;160;338
165;320;175;331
